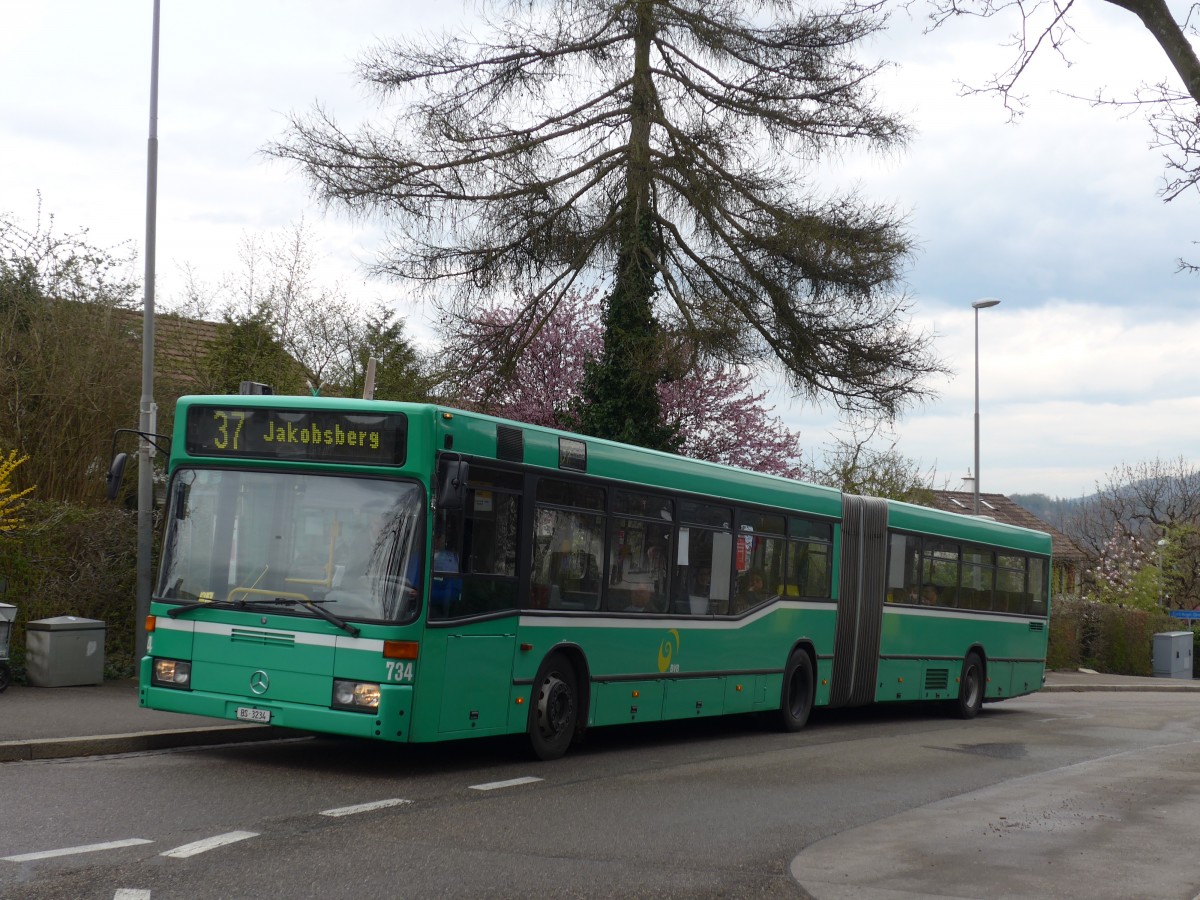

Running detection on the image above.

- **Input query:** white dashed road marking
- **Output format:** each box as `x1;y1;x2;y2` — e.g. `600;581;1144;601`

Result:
321;798;413;817
113;890;152;900
469;776;543;791
160;831;259;859
2;839;154;863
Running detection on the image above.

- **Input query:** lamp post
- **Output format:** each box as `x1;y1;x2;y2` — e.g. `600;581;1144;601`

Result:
1157;538;1169;606
136;0;161;660
972;298;1000;515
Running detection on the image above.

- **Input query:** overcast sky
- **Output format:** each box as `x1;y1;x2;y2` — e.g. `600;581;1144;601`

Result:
3;1;1197;500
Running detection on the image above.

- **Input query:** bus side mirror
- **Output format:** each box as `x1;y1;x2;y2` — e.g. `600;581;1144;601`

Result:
437;460;469;510
105;452;129;502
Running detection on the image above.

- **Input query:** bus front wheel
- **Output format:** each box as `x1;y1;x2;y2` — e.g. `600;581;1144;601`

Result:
529;653;578;760
778;649;814;733
952;652;984;719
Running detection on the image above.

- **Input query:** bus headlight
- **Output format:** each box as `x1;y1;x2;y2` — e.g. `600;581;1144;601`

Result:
152;658;192;689
332;679;381;711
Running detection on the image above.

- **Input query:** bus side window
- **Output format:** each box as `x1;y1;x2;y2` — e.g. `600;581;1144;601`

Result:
433;469;522;620
532;507;604;611
674;527;712;615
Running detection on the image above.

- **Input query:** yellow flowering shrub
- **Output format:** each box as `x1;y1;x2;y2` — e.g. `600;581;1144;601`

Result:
0;450;35;533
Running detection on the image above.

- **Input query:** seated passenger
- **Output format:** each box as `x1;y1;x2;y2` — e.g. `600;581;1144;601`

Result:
920;583;940;606
625;585;655;613
734;569;767;612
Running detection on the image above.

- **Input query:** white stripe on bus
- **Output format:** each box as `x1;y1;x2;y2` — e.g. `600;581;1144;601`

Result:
882;606;1043;625
152;617;384;652
518;600;831;630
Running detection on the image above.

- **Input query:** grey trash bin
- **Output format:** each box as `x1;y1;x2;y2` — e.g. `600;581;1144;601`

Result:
1152;631;1194;680
25;616;106;687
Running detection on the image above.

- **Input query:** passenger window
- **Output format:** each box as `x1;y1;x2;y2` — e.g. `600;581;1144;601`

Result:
609;517;671;613
921;540;959;607
996;555;1027;613
788;538;833;600
887;532;921;604
1027;557;1047;616
430;468;521;620
956;546;994;609
532;507;604;611
675;526;733;614
733;532;784;613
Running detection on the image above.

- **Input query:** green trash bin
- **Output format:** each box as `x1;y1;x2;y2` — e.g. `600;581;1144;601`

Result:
25;616;106;687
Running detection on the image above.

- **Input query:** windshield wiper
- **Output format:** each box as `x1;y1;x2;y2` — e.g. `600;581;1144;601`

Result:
167;599;252;617
266;597;361;638
165;597;360;638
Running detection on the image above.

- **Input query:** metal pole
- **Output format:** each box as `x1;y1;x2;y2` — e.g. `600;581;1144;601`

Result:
136;0;161;659
973;306;980;516
971;299;1000;516
1157;538;1169;606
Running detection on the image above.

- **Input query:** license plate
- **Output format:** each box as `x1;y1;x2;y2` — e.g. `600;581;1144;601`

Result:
236;706;271;724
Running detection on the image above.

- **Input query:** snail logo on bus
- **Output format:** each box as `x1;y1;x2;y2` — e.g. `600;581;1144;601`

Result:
185;406;407;466
657;628;681;674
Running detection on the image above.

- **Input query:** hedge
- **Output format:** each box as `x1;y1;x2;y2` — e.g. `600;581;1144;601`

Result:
0;500;141;680
1046;595;1185;676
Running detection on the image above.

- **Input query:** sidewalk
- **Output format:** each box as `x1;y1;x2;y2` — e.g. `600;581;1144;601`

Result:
1040;667;1200;692
0;678;285;762
0;669;1196;763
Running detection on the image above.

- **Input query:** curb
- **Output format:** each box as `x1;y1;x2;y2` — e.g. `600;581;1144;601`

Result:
1041;682;1200;693
0;724;301;763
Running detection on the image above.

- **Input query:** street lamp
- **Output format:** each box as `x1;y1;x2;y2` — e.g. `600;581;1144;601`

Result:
972;298;1001;515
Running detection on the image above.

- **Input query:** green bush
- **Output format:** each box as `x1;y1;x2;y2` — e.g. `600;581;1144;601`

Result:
0;499;140;680
1048;595;1179;676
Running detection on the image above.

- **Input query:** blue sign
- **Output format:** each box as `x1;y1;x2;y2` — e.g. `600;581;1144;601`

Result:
1169;610;1200;619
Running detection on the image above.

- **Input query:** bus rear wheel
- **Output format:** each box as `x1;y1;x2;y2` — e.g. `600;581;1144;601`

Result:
529;653;578;760
952;652;984;720
778;649;814;733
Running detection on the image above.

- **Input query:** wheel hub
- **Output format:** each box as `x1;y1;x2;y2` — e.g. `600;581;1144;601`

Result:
539;675;574;737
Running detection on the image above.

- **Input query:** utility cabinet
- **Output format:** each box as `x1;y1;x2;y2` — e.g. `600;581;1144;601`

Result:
1152;631;1194;680
25;616;106;687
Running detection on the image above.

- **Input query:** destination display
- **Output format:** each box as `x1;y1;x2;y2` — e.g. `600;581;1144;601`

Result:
185;406;407;466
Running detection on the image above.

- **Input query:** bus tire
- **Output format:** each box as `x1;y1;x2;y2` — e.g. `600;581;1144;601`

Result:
529;653;578;761
952;652;984;720
0;662;8;693
778;649;814;733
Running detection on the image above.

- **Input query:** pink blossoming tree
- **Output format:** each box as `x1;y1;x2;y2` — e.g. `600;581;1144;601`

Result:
441;291;804;479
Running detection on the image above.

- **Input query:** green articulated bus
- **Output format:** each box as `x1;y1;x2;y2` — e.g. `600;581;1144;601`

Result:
141;394;1051;759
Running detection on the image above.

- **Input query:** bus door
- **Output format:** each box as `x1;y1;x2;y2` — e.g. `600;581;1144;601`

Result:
829;495;888;708
426;467;523;738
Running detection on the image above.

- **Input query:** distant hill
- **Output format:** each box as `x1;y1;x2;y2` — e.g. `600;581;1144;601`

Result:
1008;493;1087;530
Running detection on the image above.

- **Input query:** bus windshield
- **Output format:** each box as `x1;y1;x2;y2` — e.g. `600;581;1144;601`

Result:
157;468;425;624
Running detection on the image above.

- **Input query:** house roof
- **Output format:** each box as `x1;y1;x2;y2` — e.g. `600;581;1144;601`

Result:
112;308;224;387
928;490;1087;564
